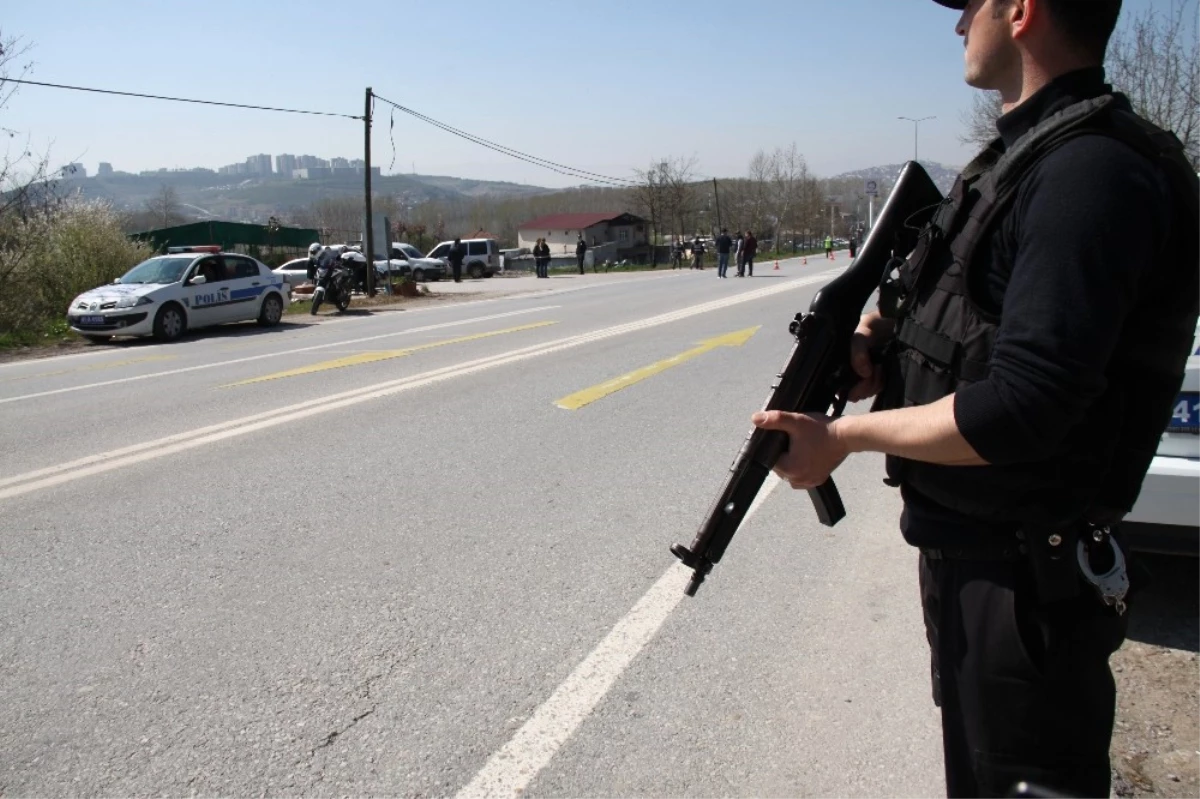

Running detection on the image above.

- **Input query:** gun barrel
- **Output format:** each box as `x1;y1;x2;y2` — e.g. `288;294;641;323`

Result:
672;161;944;596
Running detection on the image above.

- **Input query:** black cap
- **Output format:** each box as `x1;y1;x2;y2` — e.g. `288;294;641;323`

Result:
931;0;966;7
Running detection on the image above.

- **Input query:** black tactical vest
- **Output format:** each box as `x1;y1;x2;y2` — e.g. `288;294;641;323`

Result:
877;94;1200;526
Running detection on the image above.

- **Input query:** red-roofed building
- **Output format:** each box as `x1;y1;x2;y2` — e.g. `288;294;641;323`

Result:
516;212;647;255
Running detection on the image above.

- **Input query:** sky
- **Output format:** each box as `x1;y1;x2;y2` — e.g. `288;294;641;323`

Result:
2;0;1186;188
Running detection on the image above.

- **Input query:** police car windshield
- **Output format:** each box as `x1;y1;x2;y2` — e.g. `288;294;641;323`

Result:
119;257;195;285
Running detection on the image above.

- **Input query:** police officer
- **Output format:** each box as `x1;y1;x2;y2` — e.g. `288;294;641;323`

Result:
751;1;1198;796
576;236;588;275
447;237;466;283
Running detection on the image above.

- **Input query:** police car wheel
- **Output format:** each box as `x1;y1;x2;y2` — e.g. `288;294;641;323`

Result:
412;268;426;282
153;303;187;342
468;264;484;280
258;294;283;327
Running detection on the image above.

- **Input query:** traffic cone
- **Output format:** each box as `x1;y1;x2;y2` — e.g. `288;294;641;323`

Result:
774;260;780;271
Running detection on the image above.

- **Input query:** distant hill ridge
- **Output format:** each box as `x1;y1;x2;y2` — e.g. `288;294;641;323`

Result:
831;161;961;195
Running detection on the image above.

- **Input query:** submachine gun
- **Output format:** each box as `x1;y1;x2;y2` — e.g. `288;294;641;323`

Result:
671;161;945;596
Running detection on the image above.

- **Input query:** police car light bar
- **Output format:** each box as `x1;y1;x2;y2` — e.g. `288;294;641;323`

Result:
167;245;222;254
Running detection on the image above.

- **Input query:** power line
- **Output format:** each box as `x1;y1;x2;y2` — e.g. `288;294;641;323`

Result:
4;77;362;120
372;92;638;188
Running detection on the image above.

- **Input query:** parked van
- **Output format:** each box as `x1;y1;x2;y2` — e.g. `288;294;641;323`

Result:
426;238;501;279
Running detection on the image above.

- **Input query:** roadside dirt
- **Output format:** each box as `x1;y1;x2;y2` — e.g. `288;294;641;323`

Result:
1111;553;1199;798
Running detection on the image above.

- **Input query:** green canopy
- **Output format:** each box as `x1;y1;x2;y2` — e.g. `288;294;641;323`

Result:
130;220;322;253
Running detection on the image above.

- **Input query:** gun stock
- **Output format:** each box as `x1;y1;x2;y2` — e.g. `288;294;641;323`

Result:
672;161;944;596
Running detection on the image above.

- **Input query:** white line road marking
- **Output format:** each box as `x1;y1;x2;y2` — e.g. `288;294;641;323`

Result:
0;306;558;405
0;272;838;500
455;474;783;799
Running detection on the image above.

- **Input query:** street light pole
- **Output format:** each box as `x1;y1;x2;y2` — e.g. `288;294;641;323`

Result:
897;115;935;161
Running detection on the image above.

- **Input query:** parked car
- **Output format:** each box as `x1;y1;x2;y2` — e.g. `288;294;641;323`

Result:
426;238;501;279
388;242;447;282
67;245;289;342
1122;322;1200;555
273;257;313;288
274;254;396;289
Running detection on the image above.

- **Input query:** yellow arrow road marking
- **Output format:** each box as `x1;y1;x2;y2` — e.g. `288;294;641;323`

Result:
554;326;760;410
3;354;176;382
223;321;558;387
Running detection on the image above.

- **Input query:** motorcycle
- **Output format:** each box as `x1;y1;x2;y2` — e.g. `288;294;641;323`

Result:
310;262;353;314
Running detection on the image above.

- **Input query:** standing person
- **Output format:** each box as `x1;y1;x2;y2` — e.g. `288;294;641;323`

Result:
576;236;588;275
530;238;542;278
824;234;834;259
714;228;732;279
848;235;858;259
734;231;746;277
671;237;684;269
690;236;705;270
750;1;1198;796
447;237;466;283
742;230;757;276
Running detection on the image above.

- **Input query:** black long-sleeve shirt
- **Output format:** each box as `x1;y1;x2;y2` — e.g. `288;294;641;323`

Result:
903;68;1177;544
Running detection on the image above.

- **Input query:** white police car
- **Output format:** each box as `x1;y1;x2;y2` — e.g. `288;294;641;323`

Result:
1122;323;1200;555
67;246;290;342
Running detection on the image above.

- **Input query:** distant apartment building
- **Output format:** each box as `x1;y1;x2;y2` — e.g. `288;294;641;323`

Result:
292;165;381;180
275;154;297;175
297;155;329;169
330;157;350;169
247;154;273;175
97;162;114;177
349;159;365;169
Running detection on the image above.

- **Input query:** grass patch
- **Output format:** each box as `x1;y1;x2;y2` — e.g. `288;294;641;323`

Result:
0;318;80;351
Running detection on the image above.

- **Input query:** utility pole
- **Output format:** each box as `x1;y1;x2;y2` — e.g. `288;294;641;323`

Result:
712;177;722;232
897;116;935;162
364;87;376;297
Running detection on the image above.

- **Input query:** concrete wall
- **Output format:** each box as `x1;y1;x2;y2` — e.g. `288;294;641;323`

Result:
517;222;610;254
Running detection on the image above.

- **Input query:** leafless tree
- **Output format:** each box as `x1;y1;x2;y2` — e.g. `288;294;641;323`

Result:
0;29;56;220
143;184;185;228
1108;0;1200;168
631;160;671;257
959;91;1004;152
659;156;699;240
0;29;34;139
769;143;819;246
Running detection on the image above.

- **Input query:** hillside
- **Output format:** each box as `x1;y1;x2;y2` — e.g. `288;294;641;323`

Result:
64;171;556;224
832;161;961;196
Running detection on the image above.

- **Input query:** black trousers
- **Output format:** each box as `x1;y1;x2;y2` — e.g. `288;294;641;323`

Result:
918;553;1127;798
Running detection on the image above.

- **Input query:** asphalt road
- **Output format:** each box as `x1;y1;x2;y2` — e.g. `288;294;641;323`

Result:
0;257;944;797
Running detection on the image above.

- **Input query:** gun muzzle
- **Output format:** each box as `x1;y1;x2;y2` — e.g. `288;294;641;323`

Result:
670;543;712;595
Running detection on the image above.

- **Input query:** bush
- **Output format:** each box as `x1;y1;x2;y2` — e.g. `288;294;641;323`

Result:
0;200;153;336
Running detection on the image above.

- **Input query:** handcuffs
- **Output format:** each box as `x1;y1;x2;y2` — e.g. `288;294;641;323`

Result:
1077;523;1129;615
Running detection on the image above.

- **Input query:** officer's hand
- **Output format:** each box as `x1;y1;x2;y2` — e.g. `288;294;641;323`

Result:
751;410;848;490
848;311;895;403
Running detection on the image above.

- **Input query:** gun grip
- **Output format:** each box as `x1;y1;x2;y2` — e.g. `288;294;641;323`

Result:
809;478;846;527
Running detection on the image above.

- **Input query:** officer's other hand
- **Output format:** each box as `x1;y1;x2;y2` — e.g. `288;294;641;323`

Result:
848;311;895;403
751;410;848;490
